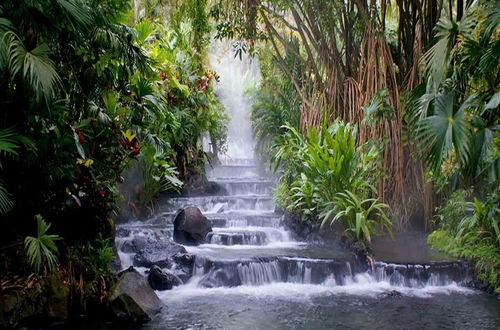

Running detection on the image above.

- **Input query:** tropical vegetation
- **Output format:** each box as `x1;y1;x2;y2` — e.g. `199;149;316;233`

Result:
0;0;499;326
222;0;499;286
0;0;226;319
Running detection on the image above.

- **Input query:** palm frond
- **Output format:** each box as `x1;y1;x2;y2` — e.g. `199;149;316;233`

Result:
0;183;13;214
418;92;470;171
421;17;458;92
56;0;91;27
7;33;60;100
24;215;62;274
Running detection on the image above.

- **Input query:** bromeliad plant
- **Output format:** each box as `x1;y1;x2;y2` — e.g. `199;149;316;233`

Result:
274;122;390;246
321;191;392;245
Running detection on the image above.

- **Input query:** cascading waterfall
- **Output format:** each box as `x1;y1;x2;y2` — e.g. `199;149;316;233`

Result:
208;41;260;161
114;42;500;330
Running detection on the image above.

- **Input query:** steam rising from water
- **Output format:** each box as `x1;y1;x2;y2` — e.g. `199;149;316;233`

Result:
210;41;260;162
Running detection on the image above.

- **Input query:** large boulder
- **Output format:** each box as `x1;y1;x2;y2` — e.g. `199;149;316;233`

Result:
0;273;69;328
110;267;163;324
133;239;187;268
173;206;212;245
147;266;183;290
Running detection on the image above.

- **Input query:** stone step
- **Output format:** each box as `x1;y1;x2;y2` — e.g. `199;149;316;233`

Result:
206;165;265;180
206;227;291;246
163;196;275;213
212;180;274;196
190;256;470;288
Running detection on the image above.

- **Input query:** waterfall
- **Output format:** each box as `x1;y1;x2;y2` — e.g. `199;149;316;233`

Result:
209;41;260;162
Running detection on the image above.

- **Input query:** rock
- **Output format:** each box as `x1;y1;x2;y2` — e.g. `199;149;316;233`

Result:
173;206;212;245
44;274;70;319
116;227;131;237
122;236;150;254
147;266;183;290
110;267;162;324
0;273;69;328
133;239;187;268
170;253;195;282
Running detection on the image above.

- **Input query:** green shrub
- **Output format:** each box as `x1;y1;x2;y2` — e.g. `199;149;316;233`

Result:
428;229;500;294
429;187;500;293
273;122;390;246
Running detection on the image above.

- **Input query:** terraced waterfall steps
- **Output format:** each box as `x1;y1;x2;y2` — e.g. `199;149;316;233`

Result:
115;159;500;329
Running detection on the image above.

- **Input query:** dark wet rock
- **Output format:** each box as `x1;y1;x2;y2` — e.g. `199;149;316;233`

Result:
122;236;150;254
171;252;195;282
147;265;183;290
0;273;70;328
116;227;131;237
110;267;162;324
173;206;212;245
380;290;403;298
133;239;187;268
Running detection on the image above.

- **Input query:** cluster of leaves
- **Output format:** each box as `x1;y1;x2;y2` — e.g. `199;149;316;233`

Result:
0;0;226;288
428;188;500;293
273;122;391;246
67;236;116;305
413;1;499;292
408;1;499;186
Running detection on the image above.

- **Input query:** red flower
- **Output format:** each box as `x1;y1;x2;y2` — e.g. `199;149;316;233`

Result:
129;148;140;158
76;129;85;144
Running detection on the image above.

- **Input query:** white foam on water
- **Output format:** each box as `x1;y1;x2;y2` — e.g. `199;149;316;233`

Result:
211;226;292;242
158;278;476;303
184;241;306;254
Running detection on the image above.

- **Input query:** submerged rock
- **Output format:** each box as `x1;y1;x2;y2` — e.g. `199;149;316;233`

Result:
173;206;212;245
171;252;195;282
110;267;162;324
147;265;183;290
133;239;187;268
122;235;150;254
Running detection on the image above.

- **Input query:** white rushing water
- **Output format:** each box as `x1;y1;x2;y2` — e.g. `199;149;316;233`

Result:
113;40;500;330
114;41;495;330
209;41;260;162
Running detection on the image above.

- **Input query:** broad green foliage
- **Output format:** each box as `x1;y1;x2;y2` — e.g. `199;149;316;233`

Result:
321;191;391;244
0;0;226;289
274;122;390;245
362;88;395;126
24;215;62;274
417;1;500;292
430;187;500;292
414;1;499;182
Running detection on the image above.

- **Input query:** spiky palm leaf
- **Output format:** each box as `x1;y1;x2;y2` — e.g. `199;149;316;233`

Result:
24;215;62;274
0;127;35;214
6;33;60;100
422;9;474;93
55;0;91;27
418;92;470;171
0;183;13;215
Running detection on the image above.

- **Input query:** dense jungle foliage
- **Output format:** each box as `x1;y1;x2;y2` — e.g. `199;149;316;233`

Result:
0;0;499;323
216;0;499;290
0;0;226;312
